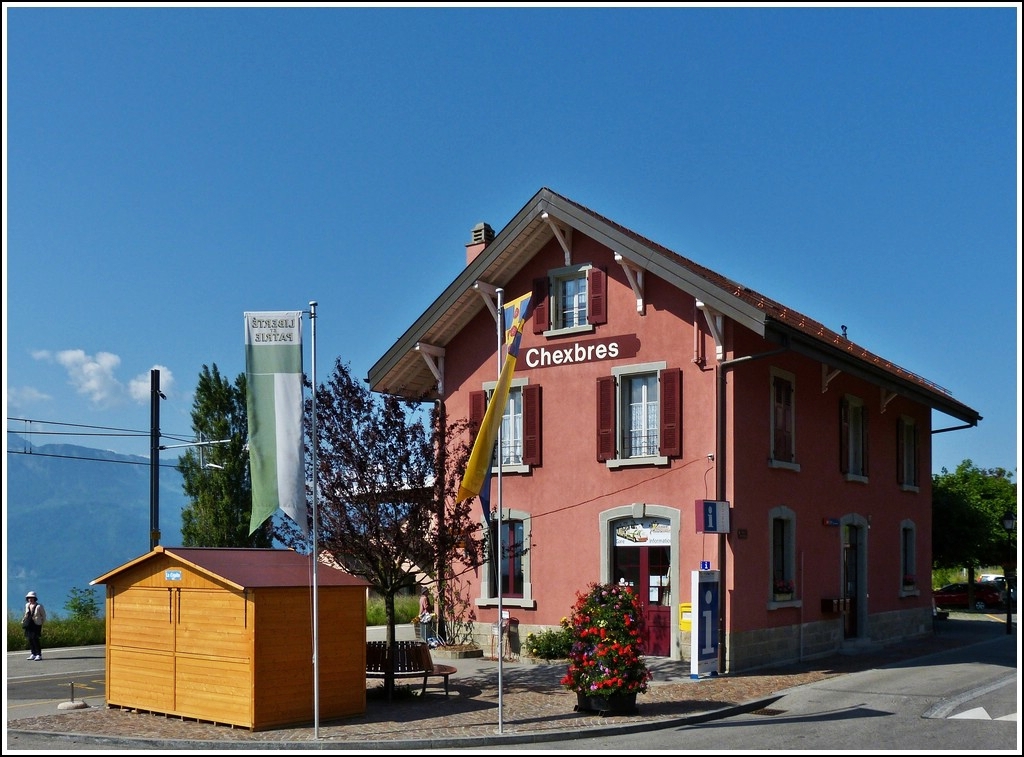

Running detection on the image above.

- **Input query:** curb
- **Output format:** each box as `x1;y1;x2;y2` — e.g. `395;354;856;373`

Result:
6;695;783;750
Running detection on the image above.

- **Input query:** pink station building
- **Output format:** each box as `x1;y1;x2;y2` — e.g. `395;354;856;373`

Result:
367;187;981;672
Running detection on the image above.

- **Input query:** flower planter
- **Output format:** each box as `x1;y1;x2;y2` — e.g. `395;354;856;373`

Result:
773;592;793;602
562;583;652;713
574;691;638;716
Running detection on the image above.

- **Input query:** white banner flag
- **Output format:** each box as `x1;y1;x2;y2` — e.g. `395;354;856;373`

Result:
245;311;308;535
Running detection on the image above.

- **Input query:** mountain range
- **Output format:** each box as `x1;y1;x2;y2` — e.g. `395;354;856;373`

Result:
5;434;187;617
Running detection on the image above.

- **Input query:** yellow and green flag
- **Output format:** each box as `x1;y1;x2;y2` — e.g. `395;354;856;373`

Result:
457;292;532;505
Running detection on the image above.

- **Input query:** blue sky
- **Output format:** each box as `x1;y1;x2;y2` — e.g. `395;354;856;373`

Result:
4;5;1020;482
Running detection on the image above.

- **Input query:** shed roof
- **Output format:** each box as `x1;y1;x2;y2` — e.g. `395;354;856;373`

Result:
366;187;980;427
91;546;370;591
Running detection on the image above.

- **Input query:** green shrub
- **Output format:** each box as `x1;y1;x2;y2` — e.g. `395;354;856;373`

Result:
9;593;427;651
366;593;420;626
930;566;1004;589
7;613;106;651
523;621;573;660
65;587;101;620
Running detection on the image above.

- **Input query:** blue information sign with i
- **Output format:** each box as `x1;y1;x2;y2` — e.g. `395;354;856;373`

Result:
695;500;730;533
690;570;720;678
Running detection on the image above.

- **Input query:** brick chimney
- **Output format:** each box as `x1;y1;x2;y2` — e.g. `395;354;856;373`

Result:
465;222;495;265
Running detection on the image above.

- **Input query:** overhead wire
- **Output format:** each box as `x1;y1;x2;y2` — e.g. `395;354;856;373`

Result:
6;416;204;467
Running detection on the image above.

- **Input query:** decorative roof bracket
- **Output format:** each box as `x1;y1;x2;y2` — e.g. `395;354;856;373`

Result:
880;388;898;413
614;253;645;314
473;280;500;324
541;211;572;265
415;342;445;395
822;364;841;393
696;300;725;361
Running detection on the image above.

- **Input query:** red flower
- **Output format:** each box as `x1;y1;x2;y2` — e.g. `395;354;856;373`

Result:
562;582;652;699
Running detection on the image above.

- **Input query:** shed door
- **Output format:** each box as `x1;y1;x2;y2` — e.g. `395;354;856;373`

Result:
173;588;252;725
106;586;175;712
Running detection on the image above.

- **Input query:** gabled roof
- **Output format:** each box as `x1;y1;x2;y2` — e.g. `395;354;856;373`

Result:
367;187;980;427
91;546;370;590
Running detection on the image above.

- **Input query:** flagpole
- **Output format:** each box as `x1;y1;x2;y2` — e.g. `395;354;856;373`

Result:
309;300;320;738
494;287;504;734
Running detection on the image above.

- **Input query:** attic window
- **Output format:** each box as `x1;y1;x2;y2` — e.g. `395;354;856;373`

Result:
532;265;607;336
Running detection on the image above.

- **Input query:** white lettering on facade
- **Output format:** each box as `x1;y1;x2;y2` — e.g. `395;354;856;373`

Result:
525;340;622;368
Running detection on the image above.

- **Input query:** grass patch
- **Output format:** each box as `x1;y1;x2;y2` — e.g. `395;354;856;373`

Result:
7;614;106;651
8;594;423;651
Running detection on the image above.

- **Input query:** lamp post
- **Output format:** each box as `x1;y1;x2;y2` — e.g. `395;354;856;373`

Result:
1001;511;1016;635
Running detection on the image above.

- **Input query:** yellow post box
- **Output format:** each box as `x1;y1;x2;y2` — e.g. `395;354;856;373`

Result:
679;602;692;631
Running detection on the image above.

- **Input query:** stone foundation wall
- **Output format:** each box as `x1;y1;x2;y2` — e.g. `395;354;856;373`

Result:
471;606;934;671
727;618;844;671
866;605;934;643
727;606;935;672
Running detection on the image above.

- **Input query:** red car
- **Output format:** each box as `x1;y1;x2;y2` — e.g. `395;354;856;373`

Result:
933;581;1005;611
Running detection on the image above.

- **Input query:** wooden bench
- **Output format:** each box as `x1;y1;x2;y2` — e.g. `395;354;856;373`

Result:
365;640;457;696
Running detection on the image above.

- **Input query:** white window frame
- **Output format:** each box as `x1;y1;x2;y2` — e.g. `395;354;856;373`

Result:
899;415;919;492
482;378;529;474
608;361;668;469
844;394;869;482
768;505;800;608
544;264;594;336
900;520;919;596
476;507;535;609
769;367;800;471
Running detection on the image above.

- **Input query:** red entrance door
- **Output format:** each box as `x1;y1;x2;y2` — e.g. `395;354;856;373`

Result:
613;544;671;656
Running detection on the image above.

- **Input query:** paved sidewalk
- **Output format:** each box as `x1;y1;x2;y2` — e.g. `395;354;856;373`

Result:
6;613;1010;750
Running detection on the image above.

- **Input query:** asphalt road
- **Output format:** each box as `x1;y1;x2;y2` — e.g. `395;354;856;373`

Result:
6;620;1018;752
6;645;107;722
539;632;1020;751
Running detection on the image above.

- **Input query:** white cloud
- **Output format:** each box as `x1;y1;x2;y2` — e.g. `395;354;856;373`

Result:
128;365;175;402
6;386;53;412
53;349;124;405
32;349;176;407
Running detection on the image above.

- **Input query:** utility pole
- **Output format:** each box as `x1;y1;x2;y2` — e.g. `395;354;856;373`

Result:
150;369;164;551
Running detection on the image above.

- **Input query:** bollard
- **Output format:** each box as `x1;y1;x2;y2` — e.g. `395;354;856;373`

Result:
59;681;89;710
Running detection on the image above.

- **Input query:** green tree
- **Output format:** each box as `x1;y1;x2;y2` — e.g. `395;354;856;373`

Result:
64;586;101;620
178;364;272;547
275;358;484;699
933;460;1017;581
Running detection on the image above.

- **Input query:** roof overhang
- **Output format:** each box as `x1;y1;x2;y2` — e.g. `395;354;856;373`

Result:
366;187;981;429
366;188;767;399
764;320;981;427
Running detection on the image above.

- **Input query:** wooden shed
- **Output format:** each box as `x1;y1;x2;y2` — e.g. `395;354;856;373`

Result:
91;546;370;730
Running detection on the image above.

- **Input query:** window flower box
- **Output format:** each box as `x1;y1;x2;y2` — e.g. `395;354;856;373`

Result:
773;578;794;600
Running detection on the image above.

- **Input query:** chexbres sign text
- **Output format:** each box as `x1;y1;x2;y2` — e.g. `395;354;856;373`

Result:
523;334;640;368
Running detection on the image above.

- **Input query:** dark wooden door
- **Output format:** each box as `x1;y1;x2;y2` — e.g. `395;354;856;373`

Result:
843;526;861;638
